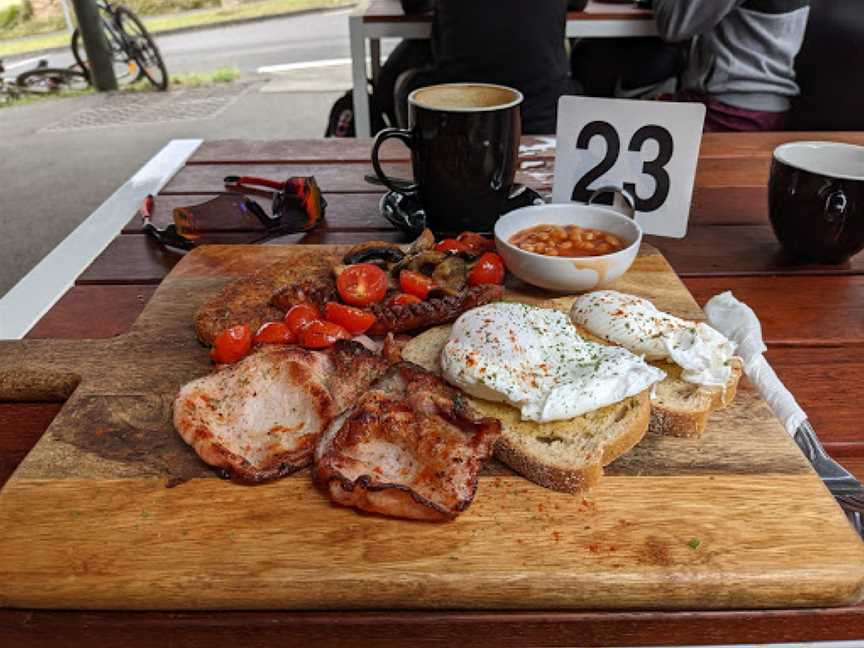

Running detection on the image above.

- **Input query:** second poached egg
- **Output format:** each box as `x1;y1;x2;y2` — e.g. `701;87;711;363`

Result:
570;291;737;387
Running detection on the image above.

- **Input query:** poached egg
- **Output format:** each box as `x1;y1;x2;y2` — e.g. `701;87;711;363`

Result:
440;303;666;423
569;290;737;388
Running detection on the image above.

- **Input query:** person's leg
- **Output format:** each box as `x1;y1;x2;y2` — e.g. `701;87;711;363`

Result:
570;38;624;97
701;101;788;132
660;90;788;132
571;38;684;98
372;40;433;126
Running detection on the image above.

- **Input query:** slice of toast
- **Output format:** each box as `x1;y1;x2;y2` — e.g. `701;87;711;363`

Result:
648;359;742;438
575;326;742;439
402;325;651;493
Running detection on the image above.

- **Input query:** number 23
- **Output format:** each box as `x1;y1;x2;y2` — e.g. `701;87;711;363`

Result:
570;121;673;212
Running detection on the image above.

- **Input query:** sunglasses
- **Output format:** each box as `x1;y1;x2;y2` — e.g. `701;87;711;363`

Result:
142;176;326;251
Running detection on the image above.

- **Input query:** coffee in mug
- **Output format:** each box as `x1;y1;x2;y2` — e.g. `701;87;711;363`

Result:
371;83;523;234
769;141;864;264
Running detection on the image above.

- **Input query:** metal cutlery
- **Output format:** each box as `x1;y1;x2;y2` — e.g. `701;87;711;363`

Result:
794;420;864;535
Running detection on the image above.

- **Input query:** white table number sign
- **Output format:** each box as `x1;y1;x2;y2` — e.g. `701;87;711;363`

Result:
551;96;706;238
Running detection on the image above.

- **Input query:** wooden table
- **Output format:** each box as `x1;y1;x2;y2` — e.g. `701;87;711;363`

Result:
349;0;657;136
2;133;864;647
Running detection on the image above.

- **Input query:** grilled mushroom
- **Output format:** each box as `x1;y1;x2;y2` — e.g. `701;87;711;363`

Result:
342;245;406;266
392;250;447;278
431;255;468;295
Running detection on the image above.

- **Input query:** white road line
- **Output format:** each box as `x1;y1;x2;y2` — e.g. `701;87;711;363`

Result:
257;57;359;74
321;7;354;16
3;55;48;71
0;138;202;340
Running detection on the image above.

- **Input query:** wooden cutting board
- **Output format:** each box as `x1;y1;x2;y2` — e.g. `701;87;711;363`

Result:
0;244;862;611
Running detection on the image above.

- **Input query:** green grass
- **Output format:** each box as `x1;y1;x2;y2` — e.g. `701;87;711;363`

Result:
0;66;240;109
0;0;354;57
0;84;94;108
171;65;239;85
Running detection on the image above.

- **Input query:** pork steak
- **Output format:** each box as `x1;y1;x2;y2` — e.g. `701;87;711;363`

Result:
174;341;389;482
314;362;501;521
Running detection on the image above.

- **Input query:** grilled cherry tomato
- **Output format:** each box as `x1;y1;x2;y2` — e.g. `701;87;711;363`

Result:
300;320;350;349
324;302;376;335
468;252;506;286
388;292;422;306
399;270;434;300
434;238;469;254
210;324;253;364
254;321;296;345
336;263;388;306
284;303;320;335
457;231;495;255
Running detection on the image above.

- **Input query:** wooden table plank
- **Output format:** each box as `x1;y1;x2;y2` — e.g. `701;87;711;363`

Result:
647;226;864;277
144;186;769;228
26;286;158;339
1;604;864;648
189;134;864;165
153;160;802;227
190;138;415;164
698;131;864;159
0;404;62;489
689;186;766;224
160;159;773;195
361;0;653;22
684;275;864;347
845;455;864;483
768;347;864;446
160;163;404;195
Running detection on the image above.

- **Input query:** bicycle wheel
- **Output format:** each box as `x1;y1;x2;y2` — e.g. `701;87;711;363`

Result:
115;7;168;90
71;28;88;78
72;25;142;84
16;68;90;94
0;82;21;103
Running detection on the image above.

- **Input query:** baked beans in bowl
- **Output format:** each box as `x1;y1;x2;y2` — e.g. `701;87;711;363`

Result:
510;224;627;257
494;203;642;292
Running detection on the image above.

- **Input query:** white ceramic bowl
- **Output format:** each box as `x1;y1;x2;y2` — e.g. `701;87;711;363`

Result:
494;203;642;292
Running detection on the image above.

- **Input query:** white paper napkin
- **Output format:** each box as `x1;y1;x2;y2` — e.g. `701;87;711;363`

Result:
704;291;807;436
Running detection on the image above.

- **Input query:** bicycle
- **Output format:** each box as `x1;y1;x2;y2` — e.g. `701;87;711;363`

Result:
0;57;89;104
71;0;168;90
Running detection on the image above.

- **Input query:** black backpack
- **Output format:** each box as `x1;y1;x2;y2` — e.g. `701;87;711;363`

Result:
324;88;387;137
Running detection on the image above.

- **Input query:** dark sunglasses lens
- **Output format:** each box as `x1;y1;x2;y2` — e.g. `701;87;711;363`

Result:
174;194;269;235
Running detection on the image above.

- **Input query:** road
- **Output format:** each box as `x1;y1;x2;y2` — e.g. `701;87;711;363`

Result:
7;6;395;76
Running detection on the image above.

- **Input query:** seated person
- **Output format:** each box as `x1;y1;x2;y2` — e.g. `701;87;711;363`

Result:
378;0;583;134
371;1;433;128
652;0;810;131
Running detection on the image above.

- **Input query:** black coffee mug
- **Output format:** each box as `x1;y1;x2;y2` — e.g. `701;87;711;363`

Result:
371;83;523;234
769;141;864;264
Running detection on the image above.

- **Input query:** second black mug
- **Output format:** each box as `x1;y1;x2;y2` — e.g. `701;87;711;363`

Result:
769;141;864;264
371;83;523;234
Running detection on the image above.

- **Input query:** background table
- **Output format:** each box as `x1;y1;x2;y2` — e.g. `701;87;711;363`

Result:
2;133;864;647
349;0;657;136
